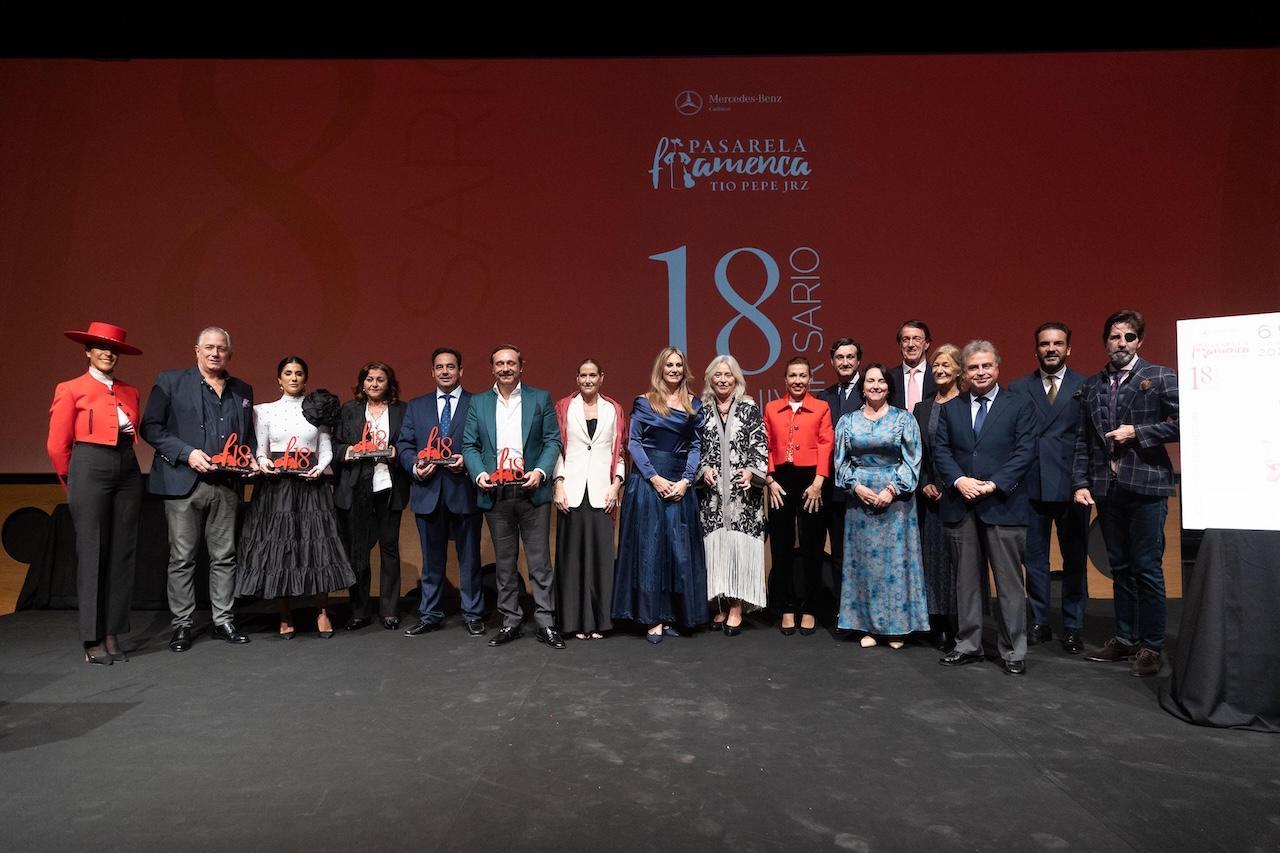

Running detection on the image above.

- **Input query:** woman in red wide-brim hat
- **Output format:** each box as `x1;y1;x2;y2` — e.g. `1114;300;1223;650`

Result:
46;321;143;666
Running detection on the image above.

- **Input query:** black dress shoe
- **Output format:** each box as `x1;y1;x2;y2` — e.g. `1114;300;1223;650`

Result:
536;626;567;649
488;626;523;647
382;617;400;630
211;622;251;644
1027;623;1052;646
939;649;984;666
709;619;725;632
169;626;193;653
404;620;444;636
464;619;487;636
1003;659;1027;676
723;622;743;637
345;616;372;632
1061;629;1084;655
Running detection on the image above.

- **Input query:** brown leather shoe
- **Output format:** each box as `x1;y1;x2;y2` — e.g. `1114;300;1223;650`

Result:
1085;637;1136;662
1130;647;1162;678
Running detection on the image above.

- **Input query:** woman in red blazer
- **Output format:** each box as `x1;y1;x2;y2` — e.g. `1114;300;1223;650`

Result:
46;322;143;665
762;356;834;635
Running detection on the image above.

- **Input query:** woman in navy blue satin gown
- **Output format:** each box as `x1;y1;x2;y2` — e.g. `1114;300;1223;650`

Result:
612;347;707;643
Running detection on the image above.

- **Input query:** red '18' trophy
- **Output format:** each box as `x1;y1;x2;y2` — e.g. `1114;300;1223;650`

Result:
269;436;314;475
416;426;455;465
490;447;525;484
209;433;255;474
350;420;394;459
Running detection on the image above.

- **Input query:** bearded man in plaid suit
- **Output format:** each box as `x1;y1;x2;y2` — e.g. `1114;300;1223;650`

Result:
1072;309;1180;678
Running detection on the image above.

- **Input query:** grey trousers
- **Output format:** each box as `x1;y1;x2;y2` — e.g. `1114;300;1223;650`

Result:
164;479;240;628
485;491;555;629
946;512;1027;662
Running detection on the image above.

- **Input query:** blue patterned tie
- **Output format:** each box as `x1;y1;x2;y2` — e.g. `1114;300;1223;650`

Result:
973;395;989;435
440;393;452;435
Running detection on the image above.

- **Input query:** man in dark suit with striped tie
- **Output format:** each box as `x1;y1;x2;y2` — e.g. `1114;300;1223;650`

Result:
934;340;1037;675
1009;322;1089;654
1072;310;1179;678
818;337;862;631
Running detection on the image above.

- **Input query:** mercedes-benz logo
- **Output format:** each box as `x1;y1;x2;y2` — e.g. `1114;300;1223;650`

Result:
675;90;702;116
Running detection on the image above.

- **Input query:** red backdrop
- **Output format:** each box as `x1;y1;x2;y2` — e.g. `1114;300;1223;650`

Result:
3;52;1277;473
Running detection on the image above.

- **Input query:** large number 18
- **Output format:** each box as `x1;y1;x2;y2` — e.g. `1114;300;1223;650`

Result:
650;245;782;376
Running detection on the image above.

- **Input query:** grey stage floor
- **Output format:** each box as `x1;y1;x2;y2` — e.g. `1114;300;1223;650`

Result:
1;602;1278;853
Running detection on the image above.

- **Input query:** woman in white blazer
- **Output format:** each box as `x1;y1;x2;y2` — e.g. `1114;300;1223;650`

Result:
552;358;626;639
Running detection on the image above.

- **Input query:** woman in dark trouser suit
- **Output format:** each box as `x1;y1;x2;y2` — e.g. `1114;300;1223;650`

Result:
334;362;410;630
46;321;144;665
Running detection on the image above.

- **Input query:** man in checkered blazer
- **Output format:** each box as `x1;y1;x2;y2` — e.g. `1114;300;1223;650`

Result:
1071;309;1180;678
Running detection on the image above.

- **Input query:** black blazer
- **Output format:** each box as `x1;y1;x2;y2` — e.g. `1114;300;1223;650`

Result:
819;382;863;504
333;399;410;511
912;396;939;493
141;367;255;498
888;362;937;411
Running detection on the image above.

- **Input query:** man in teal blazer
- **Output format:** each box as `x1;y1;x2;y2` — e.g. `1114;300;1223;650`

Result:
462;344;565;648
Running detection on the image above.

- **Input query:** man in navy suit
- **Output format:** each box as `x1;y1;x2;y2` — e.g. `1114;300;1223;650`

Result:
462;344;564;649
396;347;486;636
1009;322;1090;654
1072;310;1179;678
818;337;863;629
888;320;937;411
141;326;255;652
934;340;1037;675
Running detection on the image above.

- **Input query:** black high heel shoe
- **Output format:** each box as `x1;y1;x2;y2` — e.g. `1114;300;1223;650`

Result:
84;646;112;666
104;635;128;662
779;613;797;636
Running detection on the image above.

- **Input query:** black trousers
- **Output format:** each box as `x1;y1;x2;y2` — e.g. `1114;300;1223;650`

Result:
768;464;828;614
67;438;141;642
343;486;403;619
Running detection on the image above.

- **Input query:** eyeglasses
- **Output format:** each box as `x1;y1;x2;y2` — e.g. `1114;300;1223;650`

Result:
1109;332;1139;343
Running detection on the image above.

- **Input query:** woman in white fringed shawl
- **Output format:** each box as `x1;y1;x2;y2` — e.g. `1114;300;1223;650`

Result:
696;355;768;636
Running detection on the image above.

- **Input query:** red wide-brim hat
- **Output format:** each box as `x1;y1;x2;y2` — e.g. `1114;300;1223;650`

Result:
64;321;143;355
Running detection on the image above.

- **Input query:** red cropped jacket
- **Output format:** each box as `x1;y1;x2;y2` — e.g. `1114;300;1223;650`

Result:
763;394;834;477
47;372;141;479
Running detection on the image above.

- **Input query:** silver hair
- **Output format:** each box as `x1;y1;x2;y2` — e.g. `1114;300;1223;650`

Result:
960;339;1000;365
700;354;750;407
196;326;233;352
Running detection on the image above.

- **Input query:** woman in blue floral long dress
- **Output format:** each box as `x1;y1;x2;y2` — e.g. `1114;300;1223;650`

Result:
835;363;930;648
